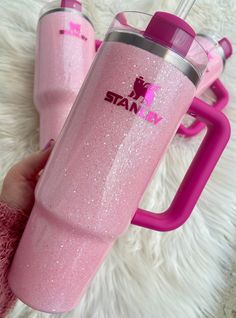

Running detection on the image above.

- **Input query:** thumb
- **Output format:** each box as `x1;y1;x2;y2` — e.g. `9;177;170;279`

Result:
16;139;55;181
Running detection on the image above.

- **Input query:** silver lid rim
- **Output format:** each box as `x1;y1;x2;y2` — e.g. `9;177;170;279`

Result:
105;30;201;86
39;7;94;29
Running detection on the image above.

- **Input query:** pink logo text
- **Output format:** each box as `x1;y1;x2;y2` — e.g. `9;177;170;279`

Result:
104;76;163;126
59;21;87;41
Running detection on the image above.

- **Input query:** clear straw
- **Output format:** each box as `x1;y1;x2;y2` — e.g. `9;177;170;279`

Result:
175;0;197;19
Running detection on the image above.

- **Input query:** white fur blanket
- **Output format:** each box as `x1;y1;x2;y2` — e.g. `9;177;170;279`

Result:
0;0;235;317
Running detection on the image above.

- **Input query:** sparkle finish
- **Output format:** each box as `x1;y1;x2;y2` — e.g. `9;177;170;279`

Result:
34;10;95;148
9;41;195;312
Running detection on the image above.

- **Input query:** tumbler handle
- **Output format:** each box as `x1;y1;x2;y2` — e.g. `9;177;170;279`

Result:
177;79;229;137
132;98;231;231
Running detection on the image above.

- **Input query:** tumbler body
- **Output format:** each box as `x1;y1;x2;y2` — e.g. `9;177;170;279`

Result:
9;40;196;312
34;8;95;148
9;11;207;313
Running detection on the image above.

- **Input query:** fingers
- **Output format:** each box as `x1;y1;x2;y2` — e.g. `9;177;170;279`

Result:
13;139;55;181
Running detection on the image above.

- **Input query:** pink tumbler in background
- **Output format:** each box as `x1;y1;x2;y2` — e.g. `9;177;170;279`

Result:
178;31;232;136
9;11;230;313
34;0;95;148
196;32;232;95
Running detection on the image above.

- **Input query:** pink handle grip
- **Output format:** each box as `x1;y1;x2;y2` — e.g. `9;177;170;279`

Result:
177;79;229;137
132;98;231;231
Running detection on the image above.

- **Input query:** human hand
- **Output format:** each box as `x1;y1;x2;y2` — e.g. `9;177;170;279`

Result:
0;139;54;213
0;139;54;318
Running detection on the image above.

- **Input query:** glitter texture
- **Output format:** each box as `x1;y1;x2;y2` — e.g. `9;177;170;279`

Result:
34;11;95;148
9;41;195;313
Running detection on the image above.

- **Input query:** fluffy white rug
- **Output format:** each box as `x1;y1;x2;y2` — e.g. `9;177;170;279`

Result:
0;0;235;317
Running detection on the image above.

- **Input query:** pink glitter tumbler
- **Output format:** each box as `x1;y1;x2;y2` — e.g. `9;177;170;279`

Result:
34;0;95;148
178;31;232;136
196;33;232;95
9;11;230;313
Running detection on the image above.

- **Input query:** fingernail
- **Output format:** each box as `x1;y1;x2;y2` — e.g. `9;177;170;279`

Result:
42;139;54;151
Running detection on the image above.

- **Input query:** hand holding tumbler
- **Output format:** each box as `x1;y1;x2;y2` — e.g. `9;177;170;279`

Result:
9;11;230;313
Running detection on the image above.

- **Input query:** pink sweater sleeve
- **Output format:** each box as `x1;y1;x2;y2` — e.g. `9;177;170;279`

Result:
0;201;29;318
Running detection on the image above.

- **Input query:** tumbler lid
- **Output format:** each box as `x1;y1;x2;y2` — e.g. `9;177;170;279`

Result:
39;0;94;29
197;30;233;66
107;11;208;86
61;0;82;11
40;0;82;15
143;12;196;57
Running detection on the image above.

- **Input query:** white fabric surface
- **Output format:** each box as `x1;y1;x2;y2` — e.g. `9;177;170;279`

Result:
0;0;235;317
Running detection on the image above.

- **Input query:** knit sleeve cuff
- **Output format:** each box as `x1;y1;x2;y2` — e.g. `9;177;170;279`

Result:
0;200;28;233
0;200;29;317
